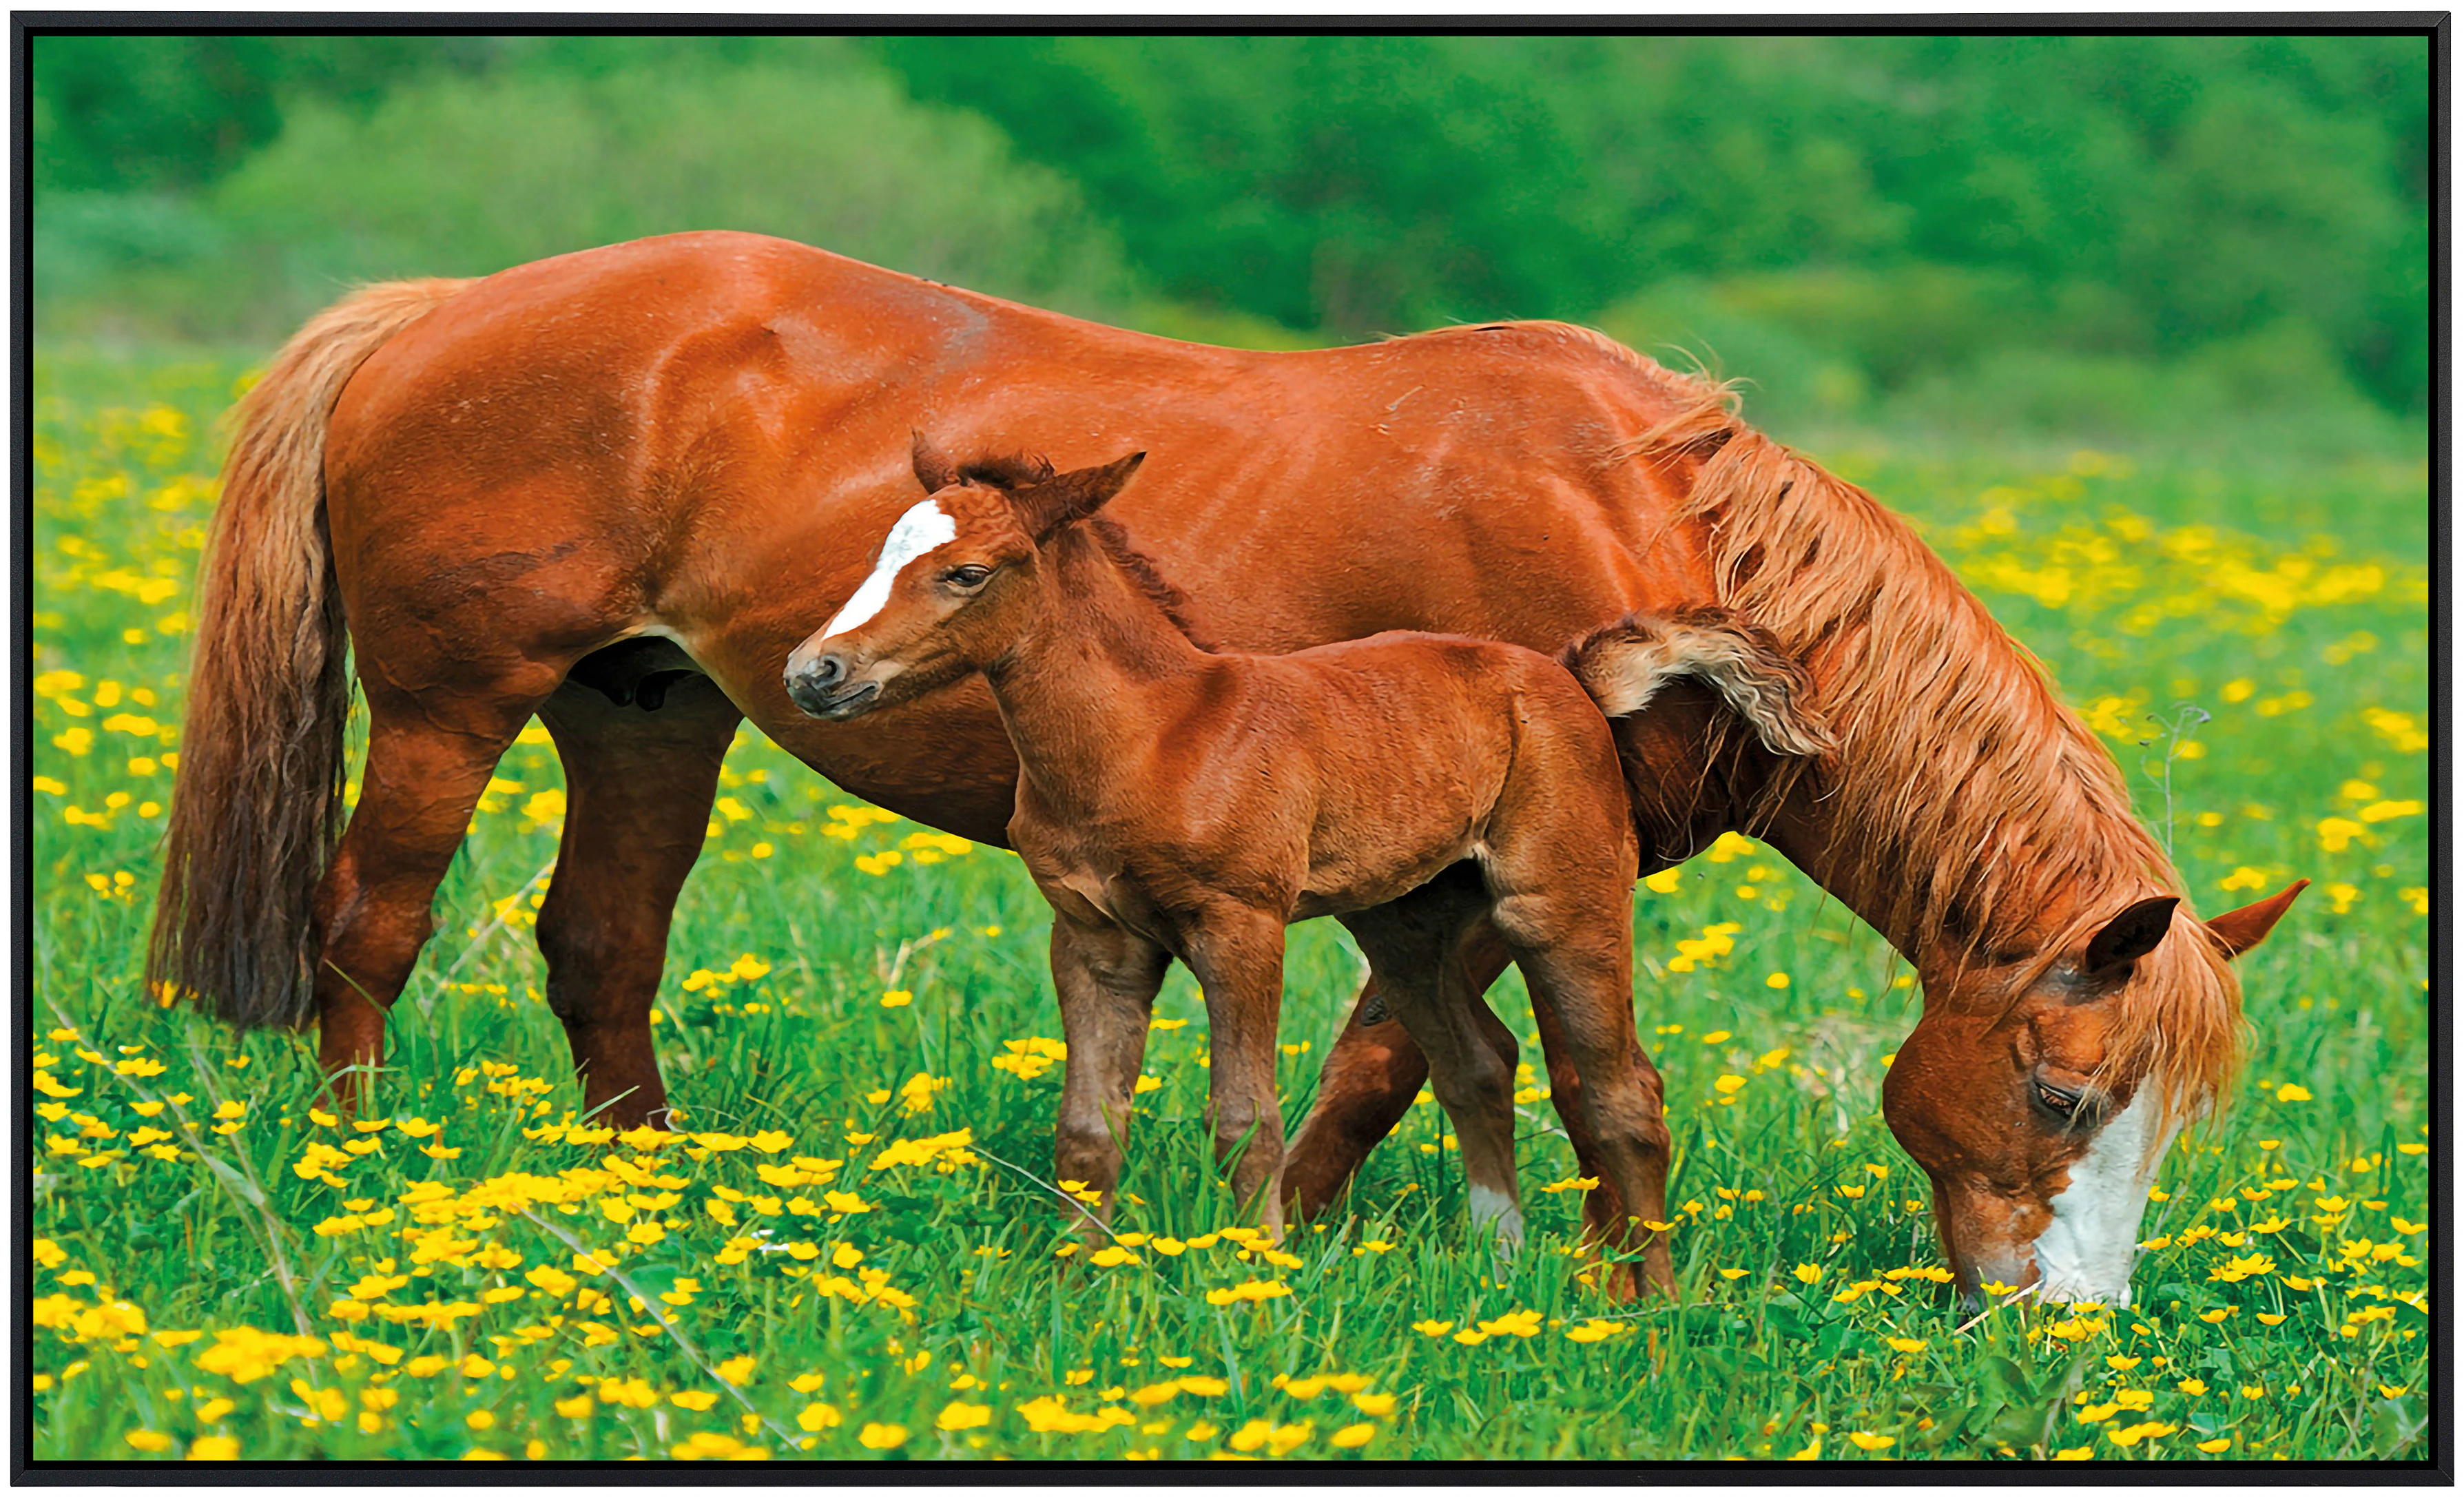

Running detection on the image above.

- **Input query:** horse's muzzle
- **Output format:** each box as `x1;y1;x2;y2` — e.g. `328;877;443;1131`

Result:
785;655;880;719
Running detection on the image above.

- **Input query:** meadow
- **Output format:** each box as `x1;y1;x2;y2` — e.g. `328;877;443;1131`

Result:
27;347;2431;1463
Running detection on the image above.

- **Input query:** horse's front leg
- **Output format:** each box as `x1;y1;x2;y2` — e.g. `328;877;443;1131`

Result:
1048;916;1170;1239
1182;907;1292;1237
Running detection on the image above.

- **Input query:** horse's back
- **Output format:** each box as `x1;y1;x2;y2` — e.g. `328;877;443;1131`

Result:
309;231;1728;842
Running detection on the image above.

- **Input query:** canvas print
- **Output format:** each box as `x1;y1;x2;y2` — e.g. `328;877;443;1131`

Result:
25;30;2433;1467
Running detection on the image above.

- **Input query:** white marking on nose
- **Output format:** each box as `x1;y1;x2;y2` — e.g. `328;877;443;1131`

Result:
821;499;956;640
2031;1091;2180;1308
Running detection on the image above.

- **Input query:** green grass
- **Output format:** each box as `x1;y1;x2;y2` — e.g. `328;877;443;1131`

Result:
28;348;2430;1463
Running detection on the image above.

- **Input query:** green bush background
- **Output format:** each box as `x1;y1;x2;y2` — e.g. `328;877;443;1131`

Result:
34;32;2428;456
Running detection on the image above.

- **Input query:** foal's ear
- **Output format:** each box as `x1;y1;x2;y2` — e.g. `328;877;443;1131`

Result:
2082;894;2179;978
2206;878;2308;959
911;430;960;494
1015;451;1147;537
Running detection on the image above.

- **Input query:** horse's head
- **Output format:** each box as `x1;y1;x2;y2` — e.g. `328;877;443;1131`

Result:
1881;879;2306;1307
785;433;1146;720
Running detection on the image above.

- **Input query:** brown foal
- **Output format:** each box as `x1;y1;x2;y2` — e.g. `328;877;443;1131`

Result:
785;437;1829;1282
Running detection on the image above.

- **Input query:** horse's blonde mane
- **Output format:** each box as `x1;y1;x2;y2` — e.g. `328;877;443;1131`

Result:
1608;362;2242;1120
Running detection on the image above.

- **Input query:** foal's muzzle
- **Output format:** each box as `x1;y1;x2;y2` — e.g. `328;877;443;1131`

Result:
785;653;879;719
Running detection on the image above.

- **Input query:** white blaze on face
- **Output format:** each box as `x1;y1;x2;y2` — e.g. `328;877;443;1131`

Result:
2031;1091;2180;1308
821;499;957;639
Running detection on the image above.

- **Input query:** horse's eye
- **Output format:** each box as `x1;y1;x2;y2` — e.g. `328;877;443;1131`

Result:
2034;1079;2083;1117
943;565;992;589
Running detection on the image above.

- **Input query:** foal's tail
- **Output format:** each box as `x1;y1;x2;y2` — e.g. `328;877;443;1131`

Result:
149;278;473;1030
1564;606;1835;758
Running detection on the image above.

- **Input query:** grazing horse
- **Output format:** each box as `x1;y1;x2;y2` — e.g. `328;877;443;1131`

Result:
782;437;1830;1274
149;230;2303;1307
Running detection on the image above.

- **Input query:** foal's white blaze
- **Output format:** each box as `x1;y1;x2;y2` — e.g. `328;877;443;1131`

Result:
822;499;956;639
2031;1091;2179;1307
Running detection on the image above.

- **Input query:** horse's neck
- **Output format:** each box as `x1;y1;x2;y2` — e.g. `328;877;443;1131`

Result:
1758;774;1933;963
1753;677;2124;980
984;528;1211;814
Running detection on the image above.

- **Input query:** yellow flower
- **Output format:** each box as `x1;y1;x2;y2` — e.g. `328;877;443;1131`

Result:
1885;1337;1927;1355
1203;1280;1290;1306
1847;1432;1893;1452
1411;1319;1453;1337
1792;1263;1823;1284
856;1422;909;1450
1475;1309;1543;1338
2275;1083;2312;1103
2197;1437;2233;1454
2105;1421;2176;1447
879;990;913;1008
187;1436;240;1460
937;1401;993;1432
1331;1423;1376;1449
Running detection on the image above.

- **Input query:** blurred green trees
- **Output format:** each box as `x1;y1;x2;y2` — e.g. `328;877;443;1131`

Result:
32;32;2429;435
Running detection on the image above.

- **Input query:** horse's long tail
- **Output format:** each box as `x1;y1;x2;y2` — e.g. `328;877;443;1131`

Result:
148;278;474;1029
1564;606;1836;758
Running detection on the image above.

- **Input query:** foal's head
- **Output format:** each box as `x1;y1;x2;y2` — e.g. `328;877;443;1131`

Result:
784;434;1145;720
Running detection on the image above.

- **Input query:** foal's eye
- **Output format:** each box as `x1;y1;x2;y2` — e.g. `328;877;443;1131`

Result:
942;564;992;589
2033;1079;2083;1117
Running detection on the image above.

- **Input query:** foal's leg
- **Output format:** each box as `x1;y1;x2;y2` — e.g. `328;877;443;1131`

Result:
1527;994;1661;1257
1180;907;1292;1237
1048;916;1171;1237
1290;924;1642;1226
1476;721;1673;1295
1481;871;1675;1299
1339;868;1526;1250
534;672;741;1128
313;679;552;1108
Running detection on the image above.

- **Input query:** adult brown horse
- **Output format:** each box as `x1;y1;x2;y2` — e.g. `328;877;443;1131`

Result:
151;230;2303;1307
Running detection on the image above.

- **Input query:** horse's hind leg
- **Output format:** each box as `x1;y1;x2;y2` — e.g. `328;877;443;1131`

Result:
1285;984;1433;1216
1338;865;1527;1250
313;679;552;1103
534;671;741;1128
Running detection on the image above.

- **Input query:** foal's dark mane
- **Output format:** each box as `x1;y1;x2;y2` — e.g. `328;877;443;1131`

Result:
956;451;1216;651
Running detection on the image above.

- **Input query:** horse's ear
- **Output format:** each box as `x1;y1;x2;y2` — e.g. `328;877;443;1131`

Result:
911;430;959;494
1015;451;1146;537
2206;878;2308;959
2083;894;2179;978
